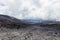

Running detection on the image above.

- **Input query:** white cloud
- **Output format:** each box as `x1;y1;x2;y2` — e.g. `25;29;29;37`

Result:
0;0;60;21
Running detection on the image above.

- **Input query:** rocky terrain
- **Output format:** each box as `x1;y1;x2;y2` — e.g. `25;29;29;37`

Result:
0;15;60;40
0;26;60;40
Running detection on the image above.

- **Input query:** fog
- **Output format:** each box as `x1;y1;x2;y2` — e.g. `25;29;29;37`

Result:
0;0;60;21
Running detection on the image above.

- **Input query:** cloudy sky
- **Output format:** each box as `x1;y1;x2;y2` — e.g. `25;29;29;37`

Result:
0;0;60;21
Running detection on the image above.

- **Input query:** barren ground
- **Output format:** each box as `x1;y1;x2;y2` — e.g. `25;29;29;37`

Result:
0;26;60;40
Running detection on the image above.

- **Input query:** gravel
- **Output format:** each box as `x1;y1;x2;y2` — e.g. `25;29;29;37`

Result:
0;26;60;40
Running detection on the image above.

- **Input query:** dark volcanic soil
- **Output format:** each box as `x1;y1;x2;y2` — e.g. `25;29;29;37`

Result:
0;14;60;40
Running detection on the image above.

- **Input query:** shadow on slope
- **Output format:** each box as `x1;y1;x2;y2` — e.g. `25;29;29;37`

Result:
0;14;31;29
0;14;60;30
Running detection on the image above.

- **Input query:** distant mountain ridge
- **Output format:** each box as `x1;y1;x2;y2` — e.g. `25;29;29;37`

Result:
0;14;60;30
22;19;56;24
0;14;31;29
